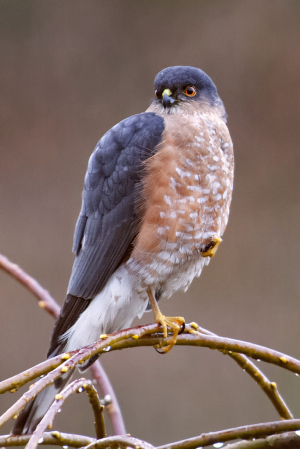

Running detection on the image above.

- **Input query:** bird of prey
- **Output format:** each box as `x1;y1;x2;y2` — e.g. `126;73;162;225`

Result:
13;66;234;434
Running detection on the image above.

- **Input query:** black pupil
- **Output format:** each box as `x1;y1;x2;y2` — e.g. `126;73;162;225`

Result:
186;87;194;95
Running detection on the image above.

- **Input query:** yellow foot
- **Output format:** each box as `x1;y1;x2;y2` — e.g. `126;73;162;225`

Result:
202;235;222;258
154;313;185;353
146;287;185;353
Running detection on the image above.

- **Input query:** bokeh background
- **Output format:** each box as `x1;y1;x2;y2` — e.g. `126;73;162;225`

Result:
1;0;300;446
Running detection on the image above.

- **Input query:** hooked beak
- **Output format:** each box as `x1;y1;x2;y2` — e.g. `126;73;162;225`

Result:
162;88;176;108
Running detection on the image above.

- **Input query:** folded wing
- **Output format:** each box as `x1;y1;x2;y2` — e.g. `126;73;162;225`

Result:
48;112;164;356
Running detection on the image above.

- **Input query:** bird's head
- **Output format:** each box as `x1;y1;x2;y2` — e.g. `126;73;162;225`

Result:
149;66;226;120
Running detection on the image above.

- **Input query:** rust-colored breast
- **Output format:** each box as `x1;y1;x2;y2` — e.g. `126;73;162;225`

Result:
128;110;234;288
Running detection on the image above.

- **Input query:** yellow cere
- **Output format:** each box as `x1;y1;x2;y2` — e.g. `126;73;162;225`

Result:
162;88;172;97
132;334;139;339
100;334;108;339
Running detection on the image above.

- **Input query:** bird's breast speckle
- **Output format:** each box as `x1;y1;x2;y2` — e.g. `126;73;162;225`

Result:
128;111;234;293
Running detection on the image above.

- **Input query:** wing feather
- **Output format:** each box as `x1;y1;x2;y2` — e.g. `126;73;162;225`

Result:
48;112;164;356
68;112;164;298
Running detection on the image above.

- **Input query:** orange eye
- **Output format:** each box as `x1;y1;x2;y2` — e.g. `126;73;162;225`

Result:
184;86;196;97
155;90;158;98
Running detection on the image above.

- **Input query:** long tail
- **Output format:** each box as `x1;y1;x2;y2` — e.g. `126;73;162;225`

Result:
12;371;73;435
12;290;89;435
12;266;148;434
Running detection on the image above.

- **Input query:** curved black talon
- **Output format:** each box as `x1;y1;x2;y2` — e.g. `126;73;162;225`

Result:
178;321;186;335
155;347;167;355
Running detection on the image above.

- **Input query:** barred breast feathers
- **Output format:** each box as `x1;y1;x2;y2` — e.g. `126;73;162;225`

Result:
128;107;234;288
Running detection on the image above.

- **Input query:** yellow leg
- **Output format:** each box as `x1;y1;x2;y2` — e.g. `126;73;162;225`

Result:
147;288;185;353
202;235;222;258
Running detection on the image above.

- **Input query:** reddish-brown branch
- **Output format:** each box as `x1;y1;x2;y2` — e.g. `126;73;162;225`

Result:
0;252;126;435
90;361;126;436
0;355;65;394
0;431;95;447
105;324;300;374
84;435;155;449
1;252;299;446
196;325;293;419
225;431;300;448
26;379;105;449
0;254;60;319
156;419;300;449
2;323;300;430
2;428;300;449
0;327;156;429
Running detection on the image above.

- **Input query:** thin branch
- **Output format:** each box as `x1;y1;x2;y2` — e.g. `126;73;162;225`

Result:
0;358;126;436
85;380;106;440
0;354;65;394
196;325;293;419
0;254;60;319
107;324;300;375
0;326;161;429
1;329;292;427
0;326;155;429
90;361;126;436
1;252;299;440
156;419;300;449
3;323;300;429
0;431;95;447
0;252;125;435
225;431;300;448
26;379;105;449
2;427;300;449
84;435;155;449
226;352;292;419
0;357;71;428
177;332;300;374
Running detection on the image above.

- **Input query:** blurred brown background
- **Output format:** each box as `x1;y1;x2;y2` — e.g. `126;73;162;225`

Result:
1;0;300;446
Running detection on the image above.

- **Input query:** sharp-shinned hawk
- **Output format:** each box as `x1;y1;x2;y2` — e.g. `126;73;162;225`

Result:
13;66;234;434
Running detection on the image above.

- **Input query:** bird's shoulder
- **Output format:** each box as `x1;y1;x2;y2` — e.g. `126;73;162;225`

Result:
87;112;165;179
72;112;165;254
